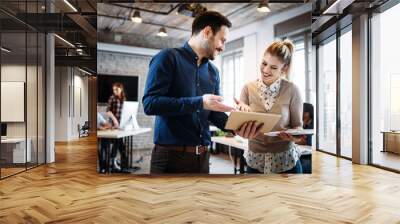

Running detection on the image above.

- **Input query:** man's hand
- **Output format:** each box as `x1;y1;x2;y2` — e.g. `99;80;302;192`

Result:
235;121;264;139
234;98;252;112
203;94;235;112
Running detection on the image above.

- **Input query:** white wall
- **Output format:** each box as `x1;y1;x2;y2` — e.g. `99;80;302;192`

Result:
216;4;312;82
55;66;68;141
1;65;27;139
1;65;40;137
1;63;46;164
72;73;89;138
54;67;89;141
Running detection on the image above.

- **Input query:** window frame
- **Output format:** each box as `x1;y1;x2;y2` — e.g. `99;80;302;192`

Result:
315;22;353;160
220;48;244;102
368;0;400;172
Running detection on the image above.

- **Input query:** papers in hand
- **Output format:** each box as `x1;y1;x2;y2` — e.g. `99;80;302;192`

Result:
265;129;314;137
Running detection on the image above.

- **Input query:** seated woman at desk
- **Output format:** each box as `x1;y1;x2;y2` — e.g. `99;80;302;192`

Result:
97;111;119;130
236;39;303;174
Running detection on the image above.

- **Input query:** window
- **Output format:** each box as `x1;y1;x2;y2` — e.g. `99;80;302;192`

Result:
370;2;400;171
285;33;314;105
290;40;306;101
317;36;337;155
390;74;400;130
221;50;244;105
340;27;352;158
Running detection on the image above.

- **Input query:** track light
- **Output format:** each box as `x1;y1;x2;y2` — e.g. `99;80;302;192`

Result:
157;27;168;37
1;47;11;53
63;0;78;12
54;34;75;48
78;67;92;76
257;1;271;13
322;0;354;15
131;10;142;23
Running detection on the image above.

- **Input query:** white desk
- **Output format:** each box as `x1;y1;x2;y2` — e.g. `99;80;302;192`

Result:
211;136;247;174
211;136;312;174
97;128;151;139
97;128;151;173
212;136;248;151
1;138;31;163
211;136;312;154
209;125;220;132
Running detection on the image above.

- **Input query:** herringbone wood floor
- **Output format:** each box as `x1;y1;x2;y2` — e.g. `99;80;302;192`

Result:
1;136;400;224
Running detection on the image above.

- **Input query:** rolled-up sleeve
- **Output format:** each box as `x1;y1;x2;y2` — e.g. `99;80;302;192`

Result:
142;50;203;116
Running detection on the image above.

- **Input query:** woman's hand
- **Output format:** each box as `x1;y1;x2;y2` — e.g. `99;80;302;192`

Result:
277;131;295;141
113;121;119;129
234;98;252;112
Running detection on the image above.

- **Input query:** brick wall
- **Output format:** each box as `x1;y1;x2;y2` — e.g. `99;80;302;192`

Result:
97;51;154;149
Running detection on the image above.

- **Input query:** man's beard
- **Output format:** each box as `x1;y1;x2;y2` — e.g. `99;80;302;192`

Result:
202;39;216;60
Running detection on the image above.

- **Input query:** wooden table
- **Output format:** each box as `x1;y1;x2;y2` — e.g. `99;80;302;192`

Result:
381;131;400;154
97;128;151;173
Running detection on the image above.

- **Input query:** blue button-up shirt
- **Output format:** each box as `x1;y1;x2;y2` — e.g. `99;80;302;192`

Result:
143;42;228;146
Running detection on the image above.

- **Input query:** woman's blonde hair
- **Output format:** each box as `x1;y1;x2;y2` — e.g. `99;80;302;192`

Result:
264;39;294;76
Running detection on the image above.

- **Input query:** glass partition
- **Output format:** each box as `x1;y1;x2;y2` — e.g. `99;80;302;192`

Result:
317;35;337;155
1;29;28;178
0;1;46;179
339;26;352;158
370;2;400;171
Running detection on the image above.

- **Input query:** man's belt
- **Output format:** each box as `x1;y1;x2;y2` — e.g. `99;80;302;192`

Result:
155;145;208;155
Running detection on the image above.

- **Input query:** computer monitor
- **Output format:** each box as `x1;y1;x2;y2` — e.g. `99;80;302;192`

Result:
119;101;140;130
1;123;7;138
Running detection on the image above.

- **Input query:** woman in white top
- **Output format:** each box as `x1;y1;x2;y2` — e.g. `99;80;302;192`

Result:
236;39;303;174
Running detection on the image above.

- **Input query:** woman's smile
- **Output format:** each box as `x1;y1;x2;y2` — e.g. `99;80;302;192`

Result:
262;72;273;78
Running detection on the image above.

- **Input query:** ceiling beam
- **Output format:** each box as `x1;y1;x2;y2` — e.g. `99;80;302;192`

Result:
98;14;191;32
98;31;184;49
67;13;97;39
99;0;306;3
107;3;179;15
55;55;96;70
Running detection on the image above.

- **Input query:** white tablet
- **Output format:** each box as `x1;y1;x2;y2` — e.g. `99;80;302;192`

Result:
224;111;281;133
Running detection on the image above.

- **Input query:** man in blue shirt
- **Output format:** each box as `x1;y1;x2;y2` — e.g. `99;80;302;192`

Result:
143;11;263;174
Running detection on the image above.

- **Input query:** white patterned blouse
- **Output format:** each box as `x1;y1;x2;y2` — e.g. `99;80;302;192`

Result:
244;78;301;174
